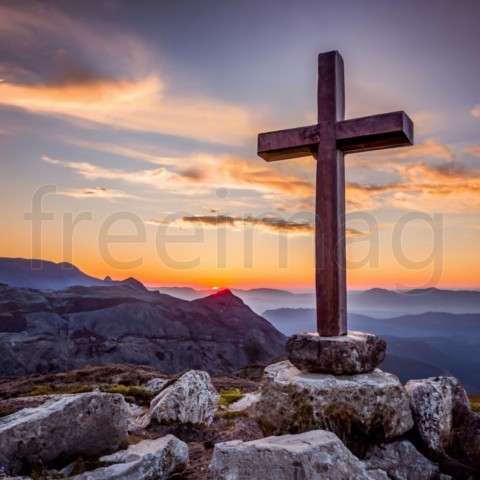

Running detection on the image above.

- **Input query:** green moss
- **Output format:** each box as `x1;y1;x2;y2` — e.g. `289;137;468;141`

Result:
218;388;243;407
27;385;56;396
99;385;154;405
469;394;480;412
217;408;249;419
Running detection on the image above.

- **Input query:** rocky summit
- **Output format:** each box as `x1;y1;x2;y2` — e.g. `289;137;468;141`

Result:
0;283;286;377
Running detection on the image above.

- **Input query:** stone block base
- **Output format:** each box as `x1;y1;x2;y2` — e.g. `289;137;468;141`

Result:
286;330;386;374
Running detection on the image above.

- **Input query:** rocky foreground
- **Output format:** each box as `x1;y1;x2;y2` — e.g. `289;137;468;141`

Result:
0;363;478;479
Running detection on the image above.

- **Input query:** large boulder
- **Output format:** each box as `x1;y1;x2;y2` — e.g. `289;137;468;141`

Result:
406;376;480;477
363;440;444;479
254;361;413;455
68;435;188;480
0;392;128;474
209;430;373;480
149;370;219;427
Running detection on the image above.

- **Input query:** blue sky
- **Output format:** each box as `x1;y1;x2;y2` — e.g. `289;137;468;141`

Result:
0;0;479;289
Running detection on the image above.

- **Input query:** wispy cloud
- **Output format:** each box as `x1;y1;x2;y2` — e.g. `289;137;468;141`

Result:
471;104;480;118
1;76;253;146
41;153;315;203
179;214;314;235
347;160;480;211
58;187;134;200
465;146;480;156
0;4;255;146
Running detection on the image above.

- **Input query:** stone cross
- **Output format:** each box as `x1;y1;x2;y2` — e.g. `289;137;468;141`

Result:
258;51;414;337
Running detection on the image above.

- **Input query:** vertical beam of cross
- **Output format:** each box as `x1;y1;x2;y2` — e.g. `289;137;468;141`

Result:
258;51;413;337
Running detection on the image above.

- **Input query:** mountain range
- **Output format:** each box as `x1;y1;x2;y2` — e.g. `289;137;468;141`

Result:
0;260;286;376
0;257;479;393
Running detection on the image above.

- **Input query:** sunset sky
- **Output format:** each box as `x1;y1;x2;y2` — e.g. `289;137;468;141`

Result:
0;0;479;290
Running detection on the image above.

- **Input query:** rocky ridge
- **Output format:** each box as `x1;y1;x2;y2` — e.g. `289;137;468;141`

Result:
0;283;285;377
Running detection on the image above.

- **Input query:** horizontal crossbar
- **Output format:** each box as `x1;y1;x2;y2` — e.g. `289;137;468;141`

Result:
336;111;414;154
257;125;320;161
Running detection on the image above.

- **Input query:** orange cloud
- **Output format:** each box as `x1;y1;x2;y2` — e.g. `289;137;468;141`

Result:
346;160;480;212
0;76;253;146
472;104;480;118
180;214;314;235
42;153;315;203
465;146;480;156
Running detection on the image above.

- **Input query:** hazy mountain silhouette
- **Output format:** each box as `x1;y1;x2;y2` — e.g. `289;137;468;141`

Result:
0;257;112;290
157;285;480;317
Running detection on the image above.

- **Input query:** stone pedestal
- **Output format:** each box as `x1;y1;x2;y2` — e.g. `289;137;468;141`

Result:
286;331;386;375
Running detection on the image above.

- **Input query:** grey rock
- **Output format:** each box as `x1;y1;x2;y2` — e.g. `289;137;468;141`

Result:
68;435;188;480
286;330;386;374
363;440;442;479
254;361;413;455
149;370;219;427
0;392;128;473
366;470;389;480
146;378;167;392
209;430;373;480
406;376;479;477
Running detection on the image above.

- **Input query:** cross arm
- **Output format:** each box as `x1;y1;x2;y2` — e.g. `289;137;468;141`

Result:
336;111;414;154
257;125;320;161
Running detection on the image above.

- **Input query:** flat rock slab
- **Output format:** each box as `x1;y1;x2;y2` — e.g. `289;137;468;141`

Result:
69;435;188;480
0;392;128;474
254;361;413;456
209;430;373;480
287;331;386;374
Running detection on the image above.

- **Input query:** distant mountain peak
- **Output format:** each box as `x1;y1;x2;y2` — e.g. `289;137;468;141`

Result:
194;289;246;308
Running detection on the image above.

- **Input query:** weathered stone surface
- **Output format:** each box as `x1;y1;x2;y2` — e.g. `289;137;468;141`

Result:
406;376;479;477
149;370;219;427
69;435;188;480
0;392;128;473
363;440;442;480
286;331;386;374
209;430;373;480
366;470;389;480
254;361;413;455
146;377;167;392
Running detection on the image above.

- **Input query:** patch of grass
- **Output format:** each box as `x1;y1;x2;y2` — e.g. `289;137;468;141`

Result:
27;384;93;396
217;408;249;419
26;383;154;405
218;388;243;407
469;394;480;412
99;385;154;405
0;406;14;418
27;385;56;396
